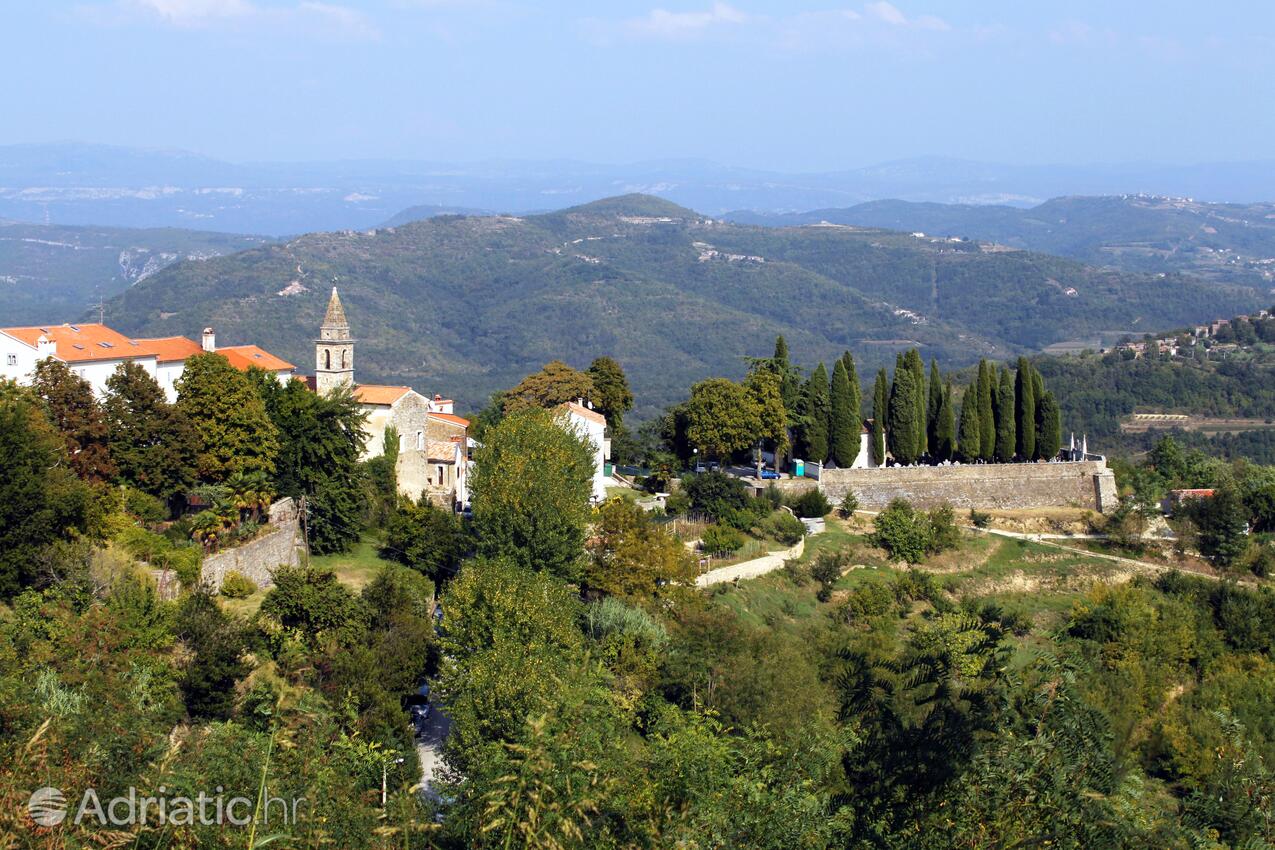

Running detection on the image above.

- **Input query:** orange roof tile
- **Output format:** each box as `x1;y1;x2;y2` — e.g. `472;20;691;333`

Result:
1;323;151;363
354;384;412;405
217;345;294;372
429;412;470;428
133;336;203;363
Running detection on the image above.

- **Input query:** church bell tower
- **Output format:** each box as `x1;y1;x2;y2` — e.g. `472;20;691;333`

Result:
316;287;355;395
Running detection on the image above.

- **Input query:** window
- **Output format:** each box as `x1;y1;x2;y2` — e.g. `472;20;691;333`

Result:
416;431;424;451
324;350;331;369
5;354;15;366
341;350;347;368
436;465;445;485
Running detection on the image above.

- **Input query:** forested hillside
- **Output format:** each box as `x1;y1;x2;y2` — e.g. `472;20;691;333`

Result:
101;195;1260;418
728;195;1275;286
0;220;268;324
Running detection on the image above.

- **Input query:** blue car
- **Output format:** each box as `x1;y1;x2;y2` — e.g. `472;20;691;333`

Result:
759;468;781;479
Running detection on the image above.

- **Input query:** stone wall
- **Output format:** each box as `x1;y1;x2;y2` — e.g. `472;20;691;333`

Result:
819;461;1119;513
201;498;303;592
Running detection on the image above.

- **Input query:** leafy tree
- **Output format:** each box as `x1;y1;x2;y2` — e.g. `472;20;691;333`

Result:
935;382;956;462
872;368;888;465
470;408;595;581
503;360;596;414
927;360;944;453
871;498;933;563
1038;391;1062;460
103;361;196;506
260;565;368;645
586;498;696;599
995;367;1016;462
744;369;789;472
1015;357;1037;461
888;364;921;465
977;360;996;462
176;352;279;483
796;364;830;463
383;497;469;582
957;387;981;462
681;470;748;520
1188;486;1250;568
685;377;760;466
174;589;249;719
829;359;859;467
587;356;633;430
0;389;100;597
30;358;116;483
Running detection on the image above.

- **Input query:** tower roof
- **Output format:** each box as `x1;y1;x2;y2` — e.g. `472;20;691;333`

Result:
323;287;348;328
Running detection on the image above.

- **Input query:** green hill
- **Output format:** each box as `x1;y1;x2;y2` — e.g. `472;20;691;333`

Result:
727;195;1275;286
0;220;269;324
101;195;1262;418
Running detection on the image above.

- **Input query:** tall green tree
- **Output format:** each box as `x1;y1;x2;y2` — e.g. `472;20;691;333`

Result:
1030;367;1046;458
176;352;279;483
935;382;956;462
685;377;762;466
30;358;116;484
103;361;197;505
977;360;996;462
470;408;595;581
744;369;789;472
829;359;859;467
1015;356;1037;461
503;360;596;414
872;369;888;465
772;335;802;413
1038;391;1062;461
888;366;921;465
927;360;944;454
904;349;927;454
586;357;633;430
957;387;981;462
995;367;1016;462
383;497;469;582
840;350;862;425
797;364;831;463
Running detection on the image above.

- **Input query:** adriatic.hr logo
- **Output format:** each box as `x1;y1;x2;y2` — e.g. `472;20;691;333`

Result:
24;785;306;829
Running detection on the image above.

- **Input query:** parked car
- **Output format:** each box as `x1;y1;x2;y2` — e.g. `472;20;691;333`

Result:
759;468;781;479
410;704;431;735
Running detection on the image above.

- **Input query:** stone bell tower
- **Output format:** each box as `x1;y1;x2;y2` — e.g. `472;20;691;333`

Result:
315;287;355;395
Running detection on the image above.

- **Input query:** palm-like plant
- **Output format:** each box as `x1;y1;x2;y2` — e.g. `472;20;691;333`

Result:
225;470;274;523
190;509;225;552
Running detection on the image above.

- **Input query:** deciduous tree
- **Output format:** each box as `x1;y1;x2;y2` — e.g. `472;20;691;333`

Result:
176;352;279;483
103;361;196;505
685;377;761;466
503;360;596;414
31;358;116;483
587;356;633;430
586;498;696;598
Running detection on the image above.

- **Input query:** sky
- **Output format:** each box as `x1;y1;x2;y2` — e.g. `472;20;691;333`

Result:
3;0;1274;171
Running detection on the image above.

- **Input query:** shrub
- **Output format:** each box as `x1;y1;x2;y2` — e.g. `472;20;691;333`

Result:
838;491;859;519
758;511;806;545
810;550;847;601
927;504;961;553
844;581;896;619
682;471;748;520
789;488;832;519
163;546;202;587
219;570;257;599
871;499;933;563
583;596;668;648
968;508;992;529
664;490;691;516
721;498;772;532
783;558;810;586
123;487;167;523
701;524;745;554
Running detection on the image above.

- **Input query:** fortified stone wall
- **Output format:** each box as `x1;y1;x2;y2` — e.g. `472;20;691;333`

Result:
819;461;1119;513
201;498;303;592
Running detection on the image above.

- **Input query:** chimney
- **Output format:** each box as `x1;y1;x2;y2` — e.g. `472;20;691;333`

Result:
202;328;216;352
36;334;56;358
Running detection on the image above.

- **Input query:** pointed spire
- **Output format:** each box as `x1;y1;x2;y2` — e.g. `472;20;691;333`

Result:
323;286;348;328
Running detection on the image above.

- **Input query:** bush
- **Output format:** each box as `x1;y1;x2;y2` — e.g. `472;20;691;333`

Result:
968;508;992;529
789;488;832;519
701;524;745;554
758;511;806;545
682;471;748;520
721;498;772;532
810;550;847;601
838;491;859;519
664;490;691;516
219;570;257;599
927;504;961;553
122;487;167;523
871;499;933;563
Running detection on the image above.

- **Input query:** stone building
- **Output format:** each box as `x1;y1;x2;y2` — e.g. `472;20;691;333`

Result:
310;288;469;508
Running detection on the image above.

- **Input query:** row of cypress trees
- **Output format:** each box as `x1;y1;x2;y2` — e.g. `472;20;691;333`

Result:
770;338;1063;468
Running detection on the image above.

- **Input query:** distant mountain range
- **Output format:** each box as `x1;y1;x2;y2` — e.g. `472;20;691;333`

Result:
0;220;269;325
725;196;1275;289
6;143;1275;236
98;195;1262;419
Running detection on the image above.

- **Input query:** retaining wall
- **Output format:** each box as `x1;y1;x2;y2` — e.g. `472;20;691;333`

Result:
819;460;1119;513
201;497;303;592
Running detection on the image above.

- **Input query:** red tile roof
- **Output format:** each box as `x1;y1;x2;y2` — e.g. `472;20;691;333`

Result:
217;345;294;372
354;384;412;405
429;412;470;428
134;336;203;363
560;400;606;426
1;323;150;363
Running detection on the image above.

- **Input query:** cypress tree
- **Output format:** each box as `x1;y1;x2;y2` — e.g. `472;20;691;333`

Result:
1015;356;1036;461
841;351;862;435
977;360;995;462
957;387;981;462
829;359;858;467
871;369;888;465
1038;391;1062;460
802;363;831;463
772;335;801;412
1031;367;1047;459
888;366;920;465
926;360;943;454
904;349;927;455
935;381;956;462
995;367;1016;462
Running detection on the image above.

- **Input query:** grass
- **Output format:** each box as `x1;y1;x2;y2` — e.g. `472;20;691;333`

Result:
605;486;643;504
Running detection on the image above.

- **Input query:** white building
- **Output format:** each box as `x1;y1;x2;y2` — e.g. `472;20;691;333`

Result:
558;399;610;503
0;322;294;400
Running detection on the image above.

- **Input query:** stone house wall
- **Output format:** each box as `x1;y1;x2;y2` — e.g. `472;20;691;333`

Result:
201;498;303;592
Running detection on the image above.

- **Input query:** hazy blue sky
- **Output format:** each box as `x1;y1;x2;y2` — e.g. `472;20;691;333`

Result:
4;1;1274;170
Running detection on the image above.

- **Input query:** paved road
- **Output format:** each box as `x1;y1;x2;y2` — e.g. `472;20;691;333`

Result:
415;706;451;801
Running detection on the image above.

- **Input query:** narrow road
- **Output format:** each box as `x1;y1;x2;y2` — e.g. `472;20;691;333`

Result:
696;538;807;587
415;705;451;802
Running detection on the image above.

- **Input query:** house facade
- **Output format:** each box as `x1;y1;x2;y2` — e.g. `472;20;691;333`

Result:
558;399;610;503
